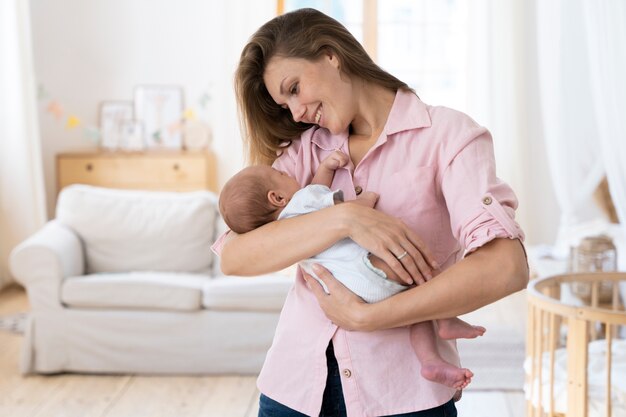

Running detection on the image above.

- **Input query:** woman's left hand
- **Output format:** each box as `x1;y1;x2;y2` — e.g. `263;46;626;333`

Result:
303;263;374;331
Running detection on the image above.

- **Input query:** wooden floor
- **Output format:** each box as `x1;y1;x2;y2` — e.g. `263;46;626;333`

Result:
0;285;524;417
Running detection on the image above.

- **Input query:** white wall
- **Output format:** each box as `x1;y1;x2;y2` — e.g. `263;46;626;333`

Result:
29;0;275;216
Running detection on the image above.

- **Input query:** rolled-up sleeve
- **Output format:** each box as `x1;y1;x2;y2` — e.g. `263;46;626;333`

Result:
440;126;525;256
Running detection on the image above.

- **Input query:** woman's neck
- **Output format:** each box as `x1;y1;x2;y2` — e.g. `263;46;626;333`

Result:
349;81;396;138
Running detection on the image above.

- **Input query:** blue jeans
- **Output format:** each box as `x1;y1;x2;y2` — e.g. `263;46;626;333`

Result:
258;343;457;417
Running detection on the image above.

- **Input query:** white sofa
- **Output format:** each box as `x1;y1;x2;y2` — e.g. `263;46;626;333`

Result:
9;185;293;375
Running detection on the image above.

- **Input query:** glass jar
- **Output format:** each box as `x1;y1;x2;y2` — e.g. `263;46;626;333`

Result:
568;235;617;302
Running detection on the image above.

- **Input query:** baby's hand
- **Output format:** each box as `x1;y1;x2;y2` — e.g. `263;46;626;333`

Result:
352;191;379;208
321;150;349;171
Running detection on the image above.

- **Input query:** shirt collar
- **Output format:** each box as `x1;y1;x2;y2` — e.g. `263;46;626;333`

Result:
309;89;431;151
310;127;348;151
384;89;432;136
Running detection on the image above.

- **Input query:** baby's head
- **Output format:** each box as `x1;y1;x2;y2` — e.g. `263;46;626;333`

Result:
219;165;300;234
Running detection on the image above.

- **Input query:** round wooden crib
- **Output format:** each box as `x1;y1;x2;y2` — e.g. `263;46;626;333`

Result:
526;273;626;417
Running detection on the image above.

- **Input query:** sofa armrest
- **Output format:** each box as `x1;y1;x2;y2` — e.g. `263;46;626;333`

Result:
9;220;84;310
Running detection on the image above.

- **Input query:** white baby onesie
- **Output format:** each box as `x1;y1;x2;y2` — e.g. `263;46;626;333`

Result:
278;184;407;303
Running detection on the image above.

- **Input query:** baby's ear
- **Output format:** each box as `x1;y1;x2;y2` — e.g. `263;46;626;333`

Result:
267;190;288;207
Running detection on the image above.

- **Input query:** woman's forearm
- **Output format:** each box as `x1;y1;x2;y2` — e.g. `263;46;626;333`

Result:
220;204;350;276
359;238;529;331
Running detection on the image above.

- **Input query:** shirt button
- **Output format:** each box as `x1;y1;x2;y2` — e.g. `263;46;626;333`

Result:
482;196;492;205
342;369;352;378
354;186;363;195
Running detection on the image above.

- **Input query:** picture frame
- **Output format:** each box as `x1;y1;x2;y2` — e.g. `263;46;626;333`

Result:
99;101;134;151
134;85;184;149
118;120;145;152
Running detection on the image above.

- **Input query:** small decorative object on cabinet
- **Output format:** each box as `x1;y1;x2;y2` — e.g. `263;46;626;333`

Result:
134;85;184;150
118;120;145;152
183;119;212;150
99;101;134;151
56;151;217;193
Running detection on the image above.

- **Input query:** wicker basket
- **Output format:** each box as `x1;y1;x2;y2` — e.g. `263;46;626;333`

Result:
526;273;626;417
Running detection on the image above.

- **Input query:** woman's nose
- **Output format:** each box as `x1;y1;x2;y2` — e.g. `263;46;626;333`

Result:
288;101;306;123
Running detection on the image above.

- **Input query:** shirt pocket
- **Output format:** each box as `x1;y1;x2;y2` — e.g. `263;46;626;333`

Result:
377;166;447;263
378;166;441;228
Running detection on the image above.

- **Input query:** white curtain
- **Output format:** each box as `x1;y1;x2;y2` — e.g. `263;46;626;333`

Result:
466;0;561;246
0;0;48;288
536;0;626;252
582;1;626;227
536;0;610;251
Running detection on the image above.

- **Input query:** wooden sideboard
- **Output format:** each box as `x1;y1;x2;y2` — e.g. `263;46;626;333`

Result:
56;151;218;193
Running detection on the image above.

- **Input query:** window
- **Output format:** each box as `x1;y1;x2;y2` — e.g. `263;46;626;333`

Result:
279;0;469;110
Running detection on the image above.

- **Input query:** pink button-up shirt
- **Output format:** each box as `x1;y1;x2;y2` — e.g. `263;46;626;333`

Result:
214;90;524;417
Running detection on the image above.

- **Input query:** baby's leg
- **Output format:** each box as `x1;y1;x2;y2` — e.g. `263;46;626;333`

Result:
411;321;473;389
437;317;486;340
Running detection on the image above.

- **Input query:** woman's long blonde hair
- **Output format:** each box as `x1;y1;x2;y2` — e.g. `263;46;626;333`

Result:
235;8;411;165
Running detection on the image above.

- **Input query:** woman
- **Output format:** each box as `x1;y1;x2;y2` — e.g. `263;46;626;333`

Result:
217;8;529;417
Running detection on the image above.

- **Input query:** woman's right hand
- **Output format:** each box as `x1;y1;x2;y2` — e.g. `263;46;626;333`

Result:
341;202;439;285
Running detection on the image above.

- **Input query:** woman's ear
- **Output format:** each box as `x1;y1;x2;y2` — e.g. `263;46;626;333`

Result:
267;190;288;207
327;51;340;70
321;48;340;69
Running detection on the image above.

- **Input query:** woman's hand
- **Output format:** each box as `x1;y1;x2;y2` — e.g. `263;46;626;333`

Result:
303;264;373;331
341;203;438;285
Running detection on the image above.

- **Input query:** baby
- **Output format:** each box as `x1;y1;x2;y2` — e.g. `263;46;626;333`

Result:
219;151;485;389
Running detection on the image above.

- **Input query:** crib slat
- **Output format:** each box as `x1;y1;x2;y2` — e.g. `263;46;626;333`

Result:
548;313;556;417
566;317;588;417
610;282;621;340
605;325;612;417
591;283;599;340
527;303;537;417
533;309;543;417
535;310;545;416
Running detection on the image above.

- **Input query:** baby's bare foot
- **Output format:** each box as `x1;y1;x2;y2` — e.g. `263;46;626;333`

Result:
421;360;474;389
438;319;486;340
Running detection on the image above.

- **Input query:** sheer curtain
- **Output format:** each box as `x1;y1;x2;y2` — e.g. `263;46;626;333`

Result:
466;0;560;246
0;0;47;288
582;1;626;227
536;0;605;249
536;0;626;253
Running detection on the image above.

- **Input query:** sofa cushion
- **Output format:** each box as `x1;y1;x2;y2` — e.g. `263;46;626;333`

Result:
202;275;294;312
56;185;218;274
62;272;210;311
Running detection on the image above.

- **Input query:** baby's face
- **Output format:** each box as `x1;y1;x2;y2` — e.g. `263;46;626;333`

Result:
267;167;301;199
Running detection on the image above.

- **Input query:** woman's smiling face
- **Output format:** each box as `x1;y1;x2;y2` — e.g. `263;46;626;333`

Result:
263;53;355;135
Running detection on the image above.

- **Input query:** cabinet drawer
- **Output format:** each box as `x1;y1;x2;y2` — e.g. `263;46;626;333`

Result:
57;152;217;192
